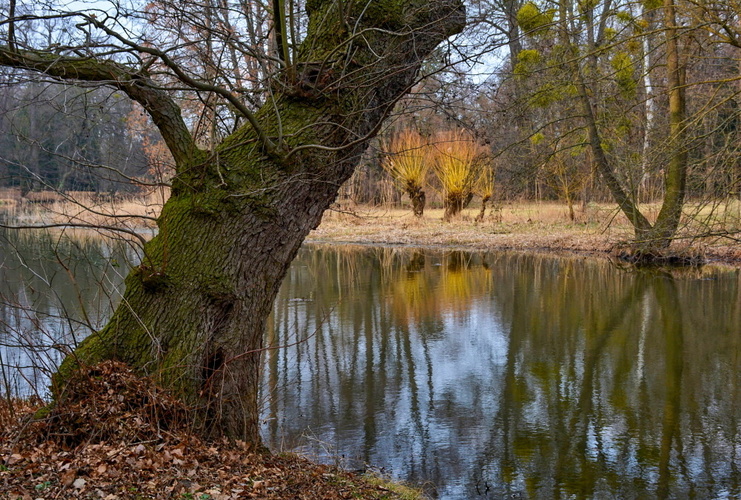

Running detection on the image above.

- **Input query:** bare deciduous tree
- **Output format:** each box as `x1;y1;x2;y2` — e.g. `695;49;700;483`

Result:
0;0;465;446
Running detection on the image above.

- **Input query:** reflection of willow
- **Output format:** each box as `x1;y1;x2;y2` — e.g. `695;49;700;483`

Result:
381;249;493;327
481;258;741;499
262;245;498;482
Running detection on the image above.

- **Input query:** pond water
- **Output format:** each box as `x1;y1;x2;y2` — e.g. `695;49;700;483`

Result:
0;231;132;394
263;246;741;499
2;232;741;499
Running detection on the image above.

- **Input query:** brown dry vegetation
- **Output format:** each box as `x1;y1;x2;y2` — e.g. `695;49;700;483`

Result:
311;201;741;265
1;190;167;232
0;362;423;500
2;193;740;264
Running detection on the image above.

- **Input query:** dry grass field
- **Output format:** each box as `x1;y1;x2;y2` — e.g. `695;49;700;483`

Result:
310;199;741;264
2;190;739;264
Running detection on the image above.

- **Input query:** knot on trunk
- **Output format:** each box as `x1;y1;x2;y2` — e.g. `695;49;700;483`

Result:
277;62;339;100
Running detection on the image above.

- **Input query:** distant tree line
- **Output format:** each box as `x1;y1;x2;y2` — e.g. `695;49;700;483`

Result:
0;81;156;194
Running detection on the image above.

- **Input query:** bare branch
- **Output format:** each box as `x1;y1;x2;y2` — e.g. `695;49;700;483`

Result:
0;46;199;168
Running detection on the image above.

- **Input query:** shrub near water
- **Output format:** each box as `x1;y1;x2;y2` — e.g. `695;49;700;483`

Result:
382;130;430;217
431;130;488;221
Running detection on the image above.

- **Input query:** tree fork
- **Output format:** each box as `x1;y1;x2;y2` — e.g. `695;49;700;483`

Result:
647;0;687;250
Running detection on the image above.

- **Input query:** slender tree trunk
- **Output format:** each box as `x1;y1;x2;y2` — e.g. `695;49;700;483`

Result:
557;0;650;236
640;3;657;203
505;0;522;72
48;0;465;446
566;191;575;222
575;74;652;236
649;0;687;250
475;194;490;222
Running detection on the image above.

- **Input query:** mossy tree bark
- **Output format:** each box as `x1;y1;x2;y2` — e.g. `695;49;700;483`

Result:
0;0;464;445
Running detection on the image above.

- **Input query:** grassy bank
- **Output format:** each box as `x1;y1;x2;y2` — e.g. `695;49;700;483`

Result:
309;201;741;265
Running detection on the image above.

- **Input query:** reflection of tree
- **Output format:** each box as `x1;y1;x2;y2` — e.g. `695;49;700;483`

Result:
654;276;684;499
481;255;645;497
262;245;741;498
485;261;741;498
0;230;133;397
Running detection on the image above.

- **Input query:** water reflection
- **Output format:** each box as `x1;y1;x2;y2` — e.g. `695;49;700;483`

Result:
263;245;741;499
0;230;134;397
1;233;740;499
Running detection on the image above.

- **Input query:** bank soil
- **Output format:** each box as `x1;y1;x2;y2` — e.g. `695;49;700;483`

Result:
308;204;741;266
0;362;418;499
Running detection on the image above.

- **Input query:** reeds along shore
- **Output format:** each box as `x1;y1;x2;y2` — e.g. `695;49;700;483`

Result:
0;188;168;231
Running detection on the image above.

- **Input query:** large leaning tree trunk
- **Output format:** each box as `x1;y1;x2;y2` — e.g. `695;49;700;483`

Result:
0;0;465;445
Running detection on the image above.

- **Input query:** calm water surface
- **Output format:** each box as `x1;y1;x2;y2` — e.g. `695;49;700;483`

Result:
0;231;131;391
2;233;741;499
263;245;741;499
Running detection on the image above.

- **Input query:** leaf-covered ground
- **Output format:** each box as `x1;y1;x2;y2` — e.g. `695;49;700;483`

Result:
0;362;420;499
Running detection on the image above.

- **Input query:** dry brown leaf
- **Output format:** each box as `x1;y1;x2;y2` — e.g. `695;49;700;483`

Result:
1;363;418;500
60;469;77;486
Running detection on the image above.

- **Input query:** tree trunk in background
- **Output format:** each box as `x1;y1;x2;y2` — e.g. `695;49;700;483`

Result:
409;187;426;217
50;0;465;446
576;74;653;236
639;2;657;202
475;194;490;222
647;0;687;250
